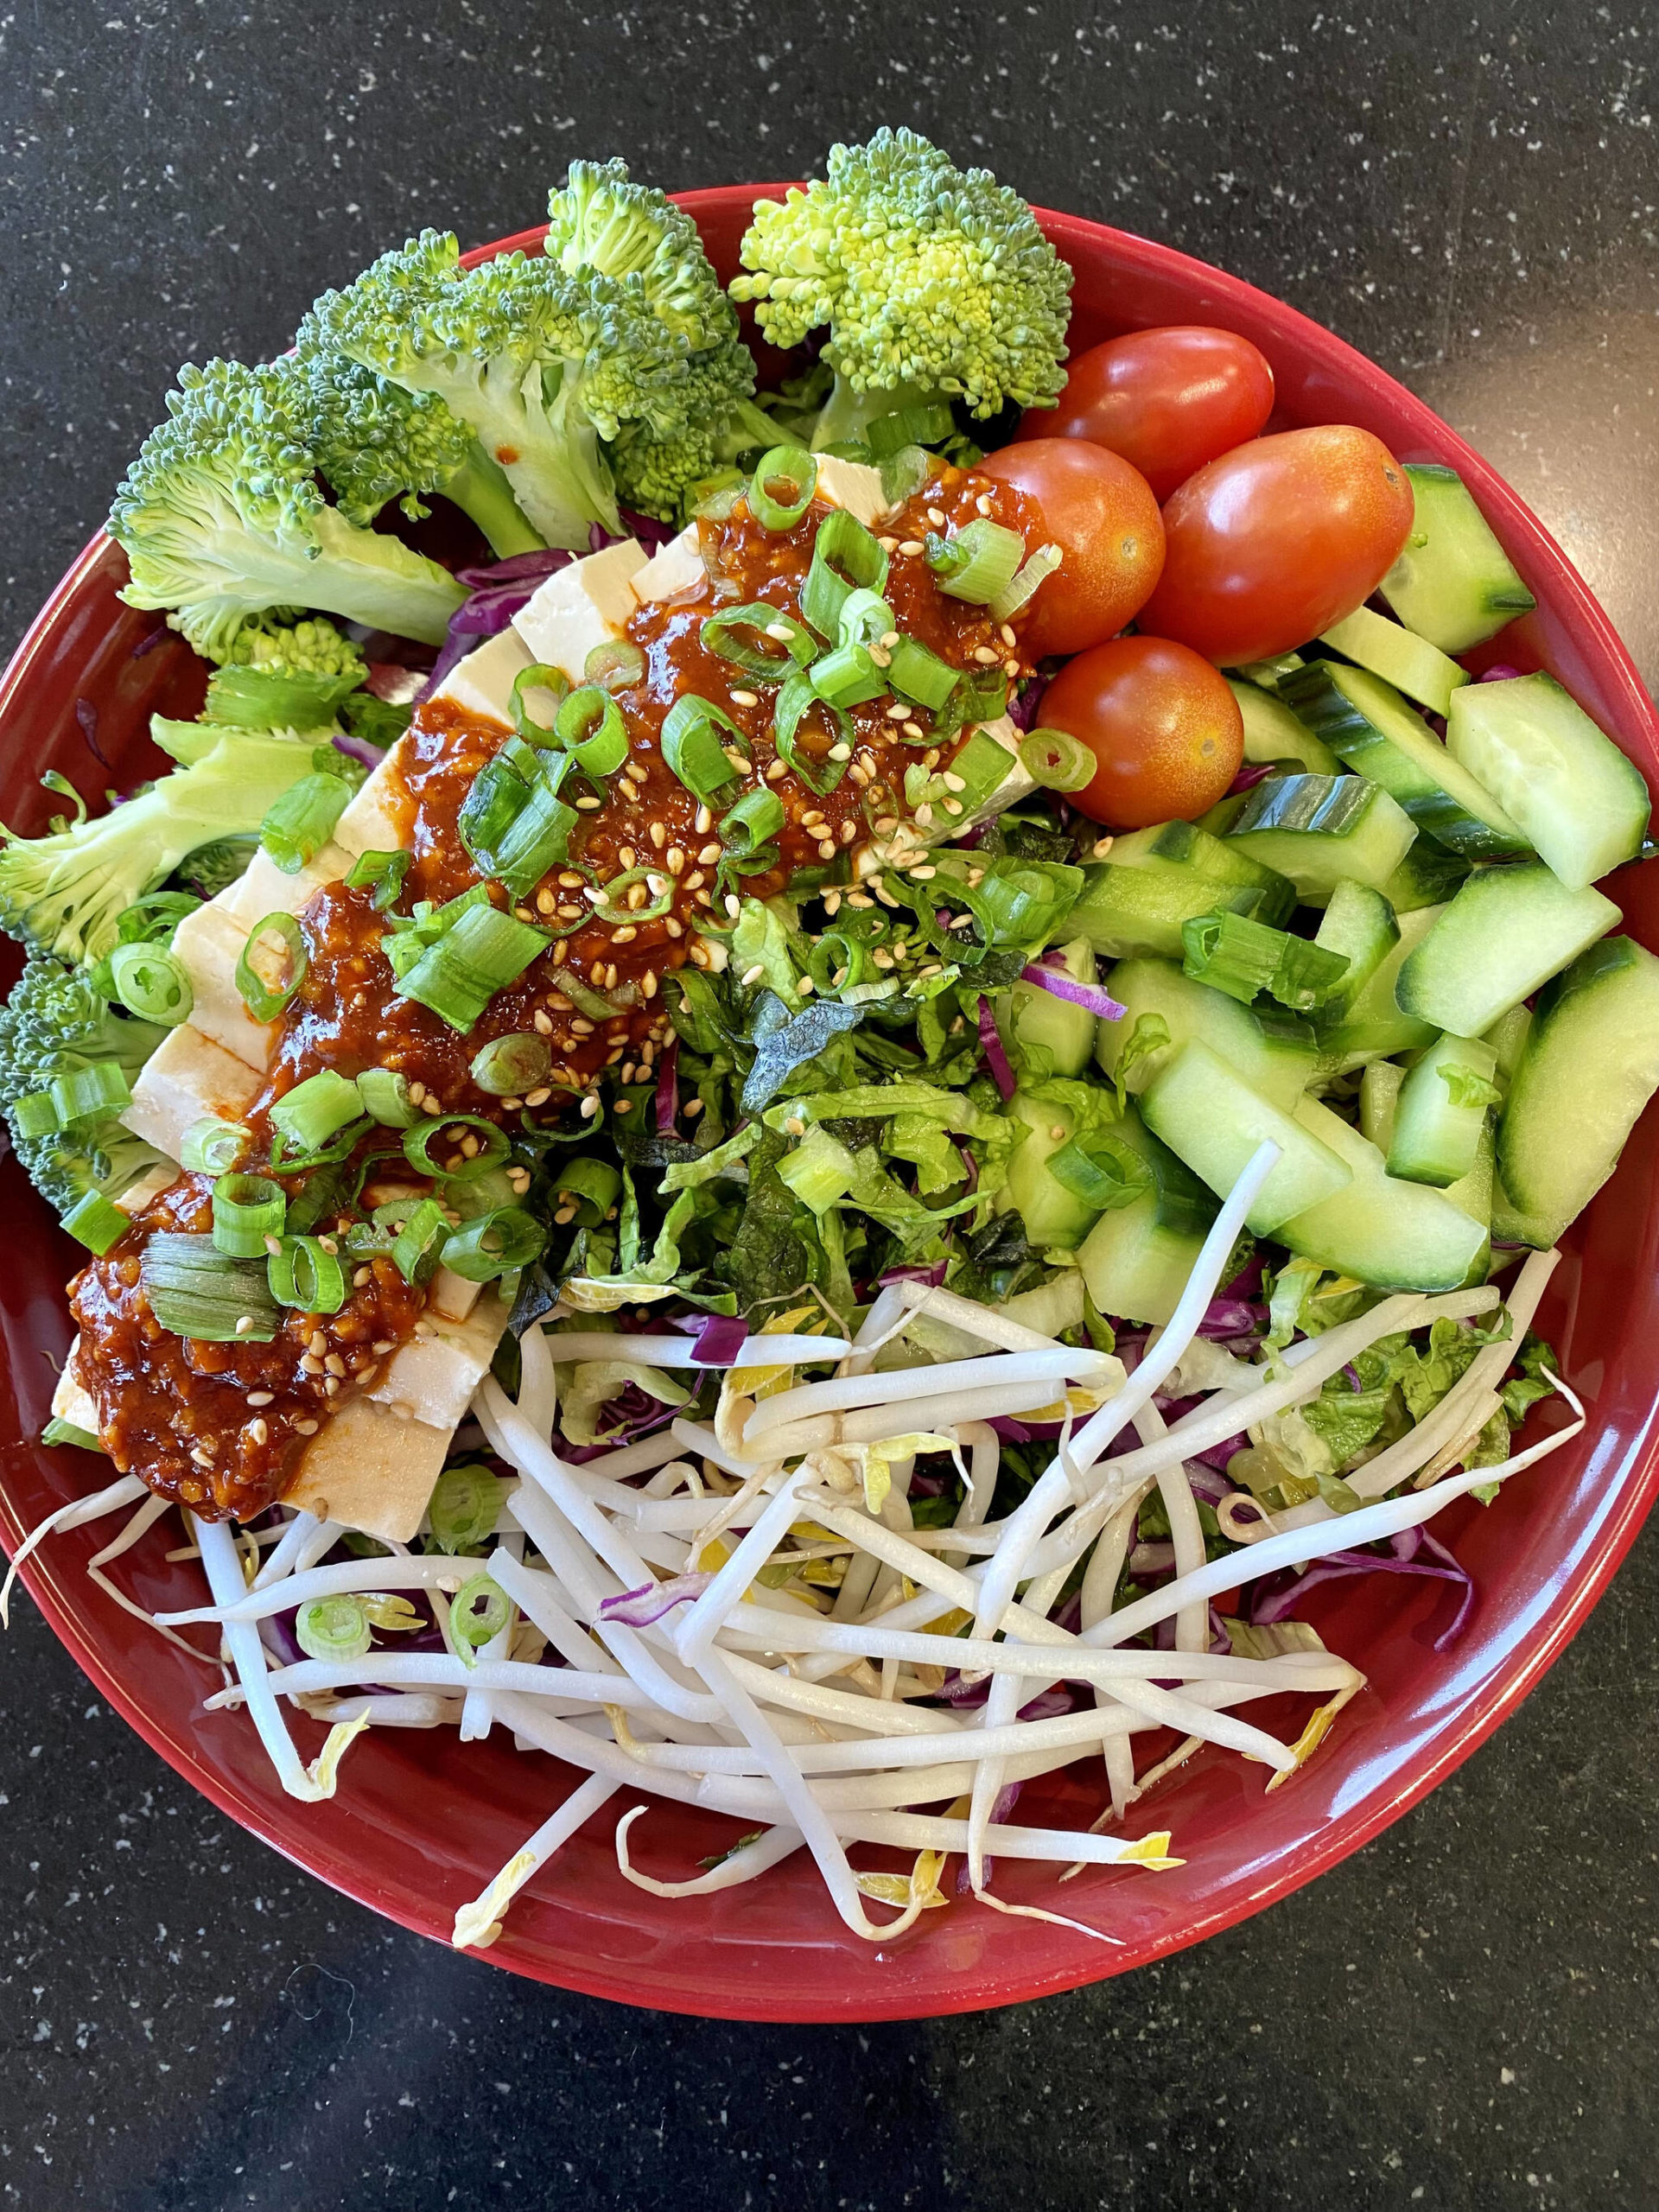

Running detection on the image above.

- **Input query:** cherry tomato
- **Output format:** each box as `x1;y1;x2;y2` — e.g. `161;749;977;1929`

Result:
1015;326;1275;501
977;439;1164;658
1038;635;1244;830
1140;424;1414;666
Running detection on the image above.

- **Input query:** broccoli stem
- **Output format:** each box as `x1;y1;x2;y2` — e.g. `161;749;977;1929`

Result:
809;377;935;454
438;445;547;560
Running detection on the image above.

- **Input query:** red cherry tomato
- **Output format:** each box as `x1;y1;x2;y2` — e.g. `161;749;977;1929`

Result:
1140;424;1414;667
976;439;1164;658
1015;326;1275;501
1038;635;1244;830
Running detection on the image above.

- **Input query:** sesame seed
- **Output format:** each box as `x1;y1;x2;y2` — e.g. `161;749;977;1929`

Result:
191;1445;214;1466
827;742;852;761
353;1265;372;1287
299;1354;323;1376
911;863;937;880
1003;657;1021;678
741;963;766;988
692;887;712;906
872;949;895;969
730;689;760;708
414;1319;435;1338
1093;836;1115;859
725;892;742;917
589;959;606;985
615;1098;633;1115
874;816;898;834
664;916;684;938
898;539;924;556
683;1096;704;1116
1000;623;1018;648
610;924;638;944
849;762;873;786
423;1096;443;1116
878;534;899;552
246;1390;274;1408
408;1081;427;1104
324;1377;340;1397
902;721;925;742
868;644;892;668
765;758;788;782
619;845;636;870
581;1093;601;1118
926;505;947;527
649;822;667;849
356;1363;378;1389
551;939;569;965
294;1419;319;1436
886;701;910;720
264;1232;283;1257
924;747;942;768
689;941;710;967
785;1116;806;1135
973;644;1001;665
801;809;825;828
575;794;602;810
943;771;967;792
603;963;618;988
557;905;582;921
554;1203;577;1224
324;1352;347;1378
915;803;934;826
558;871;584;889
798;974;815;994
766;621;794;642
846;892;874;911
641;970;658;998
695;804;712;834
666;847;685;874
308;1329;327;1356
533;1008;554;1034
817;839;836;860
976;493;994;517
880;631;900;650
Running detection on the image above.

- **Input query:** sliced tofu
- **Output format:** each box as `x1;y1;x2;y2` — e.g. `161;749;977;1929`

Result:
512;539;647;682
631;525;705;606
812;454;894;527
368;1292;510;1430
170;904;276;1071
848;714;1035;885
429;1264;483;1323
116;1163;180;1215
429;626;534;724
123;1025;262;1162
332;740;414;859
51;1341;99;1432
283;1392;450;1544
219;843;353;931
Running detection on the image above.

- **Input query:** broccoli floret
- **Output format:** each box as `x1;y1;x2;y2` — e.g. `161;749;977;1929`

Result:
730;128;1071;448
172;836;258;902
108;357;468;663
0;955;167;1217
225;614;367;683
0;729;333;965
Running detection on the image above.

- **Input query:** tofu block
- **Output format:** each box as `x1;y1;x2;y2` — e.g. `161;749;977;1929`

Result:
116;1164;179;1215
429;1265;483;1322
369;1294;510;1429
332;740;414;859
283;1392;450;1544
512;539;647;681
851;715;1035;881
814;454;893;527
123;1025;262;1163
631;525;704;606
219;843;352;930
429;626;533;724
170;903;276;1071
51;1338;99;1432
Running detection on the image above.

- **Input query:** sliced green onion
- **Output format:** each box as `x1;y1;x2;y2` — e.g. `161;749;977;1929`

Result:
10;1091;60;1139
1020;727;1097;792
948;729;1019;814
396;905;547;1033
1048;1131;1155;1211
236;912;307;1023
296;1594;372;1662
140;1230;281;1343
450;1572;512;1661
800;508;889;639
41;1415;103;1452
887;636;961;714
50;1063;130;1124
836;588;895;651
429;1463;508;1554
509;662;572;747
584;639;646;693
345;847;411;911
554;1156;621;1226
402;1114;512;1181
470;1033;551;1096
268;1233;348;1313
269;1070;364;1154
878;444;931;508
181;1117;248;1175
357;1068;417;1128
590;865;674;925
1181;910;1351;1012
109;941;192;1027
988;542;1062;624
810;641;888;711
773;671;851;796
62;1189;130;1256
700;602;817;681
391;1198;450;1284
719;786;786;858
555;684;628;779
441;1205;547;1282
212;1173;286;1258
748;445;817;531
864;401;956;457
925;518;1025;605
268;1116;372;1174
460;753;578;900
661;696;747;798
261;771;355;874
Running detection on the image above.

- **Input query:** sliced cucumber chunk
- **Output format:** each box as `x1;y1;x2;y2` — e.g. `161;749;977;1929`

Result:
1386;1032;1499;1188
1395;862;1620;1038
995;936;1096;1077
1106;817;1292;891
1224;772;1418;902
1358;1058;1404;1150
1077;1106;1218;1326
1445;672;1651;891
1139;1039;1353;1234
1067;861;1293;960
1491;1171;1567;1253
1227;677;1342;776
1377;836;1471;914
1235;651;1306;690
1318;604;1473;718
1445;1122;1496;1254
1095;956;1316;1111
1313;879;1399;1020
1379;462;1536;654
1314;902;1445;1070
1482;1002;1532;1087
1279;1095;1489;1291
1281;660;1529;861
1497;933;1659;1227
995;1090;1105;1249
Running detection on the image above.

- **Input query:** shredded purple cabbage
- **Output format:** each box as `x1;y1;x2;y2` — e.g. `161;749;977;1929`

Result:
130;624;171;661
598;1571;714;1629
1197;1297;1267;1339
691;1313;748;1365
655;1037;680;1134
75;697;110;767
879;1259;949;1290
1020;959;1127;1023
976;995;1017;1099
1006;677;1048;733
1479;662;1525;683
1225;759;1275;797
332;729;386;772
1251;1527;1473;1649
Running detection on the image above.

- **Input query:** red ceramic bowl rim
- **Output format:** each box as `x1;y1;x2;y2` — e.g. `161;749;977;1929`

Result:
3;187;1657;2020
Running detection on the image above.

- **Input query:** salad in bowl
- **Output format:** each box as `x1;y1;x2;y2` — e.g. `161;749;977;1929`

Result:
2;130;1653;1963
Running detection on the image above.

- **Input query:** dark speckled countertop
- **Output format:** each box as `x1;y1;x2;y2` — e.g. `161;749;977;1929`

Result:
3;7;1658;2209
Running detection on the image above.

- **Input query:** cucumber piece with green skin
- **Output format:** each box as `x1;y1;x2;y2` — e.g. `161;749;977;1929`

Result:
994;936;1097;1077
1386;1032;1499;1187
1279;1095;1489;1291
1491;1171;1566;1252
1066;862;1293;960
1224;772;1419;903
1359;1058;1404;1150
1482;1002;1531;1087
1497;933;1659;1226
1077;1105;1220;1325
994;1090;1106;1249
1318;605;1473;719
1379;462;1536;653
1279;661;1529;861
1445;672;1652;890
1227;677;1342;776
1377;836;1471;914
1314;904;1444;1070
1139;1039;1353;1234
1104;817;1293;892
1234;651;1306;691
1094;956;1317;1110
1313;879;1400;1020
1445;1123;1496;1260
1395;863;1620;1038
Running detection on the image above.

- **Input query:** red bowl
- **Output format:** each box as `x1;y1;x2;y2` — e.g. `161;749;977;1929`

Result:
3;188;1658;2024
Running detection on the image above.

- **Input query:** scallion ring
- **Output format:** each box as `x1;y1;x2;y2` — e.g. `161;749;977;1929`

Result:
402;1114;512;1182
139;1231;281;1343
180;1117;247;1175
836;587;895;652
236;912;307;1023
1020;727;1098;793
295;1595;372;1663
588;865;674;925
344;847;412;911
509;662;572;747
358;1068;418;1128
699;603;816;682
449;1572;512;1662
269;1070;364;1155
773;672;852;797
717;785;786;858
887;636;961;714
440;1205;547;1282
925;518;1025;605
799;507;889;639
429;1463;507;1555
988;542;1063;625
470;1033;551;1096
109;940;192;1027
747;445;817;531
554;1156;621;1227
583;639;646;693
267;1234;348;1313
394;906;548;1034
49;1062;131;1123
661;696;747;799
809;640;888;711
554;684;628;779
61;1190;130;1257
211;1173;286;1259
